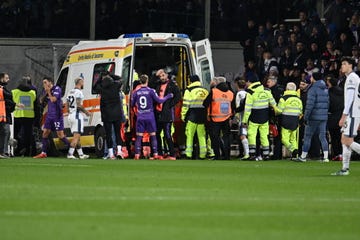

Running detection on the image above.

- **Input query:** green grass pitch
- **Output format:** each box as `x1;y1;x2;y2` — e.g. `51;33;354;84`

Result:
0;158;359;240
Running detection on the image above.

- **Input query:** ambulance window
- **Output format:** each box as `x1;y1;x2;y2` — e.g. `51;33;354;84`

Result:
199;60;211;90
92;62;115;94
56;67;69;97
121;56;131;94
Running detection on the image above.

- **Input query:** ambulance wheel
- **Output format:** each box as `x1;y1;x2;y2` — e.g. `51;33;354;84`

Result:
95;127;106;157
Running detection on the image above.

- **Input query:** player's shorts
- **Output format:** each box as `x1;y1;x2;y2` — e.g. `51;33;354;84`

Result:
342;116;360;138
68;114;84;134
44;117;64;131
136;118;156;133
239;124;247;136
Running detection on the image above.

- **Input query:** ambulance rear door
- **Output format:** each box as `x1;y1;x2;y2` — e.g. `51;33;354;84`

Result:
115;38;135;95
194;39;214;90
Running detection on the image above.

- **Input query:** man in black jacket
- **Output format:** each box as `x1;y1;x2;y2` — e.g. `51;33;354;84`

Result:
0;73;16;158
94;73;125;159
326;74;344;161
155;69;181;160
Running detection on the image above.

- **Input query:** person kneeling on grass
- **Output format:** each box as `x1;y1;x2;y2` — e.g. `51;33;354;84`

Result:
131;74;173;160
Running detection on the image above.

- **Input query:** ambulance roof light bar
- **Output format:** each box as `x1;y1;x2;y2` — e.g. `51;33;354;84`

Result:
119;33;189;39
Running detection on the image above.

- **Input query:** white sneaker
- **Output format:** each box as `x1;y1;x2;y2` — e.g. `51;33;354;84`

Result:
67;154;77;159
79;154;89;159
331;169;349;176
322;158;329;163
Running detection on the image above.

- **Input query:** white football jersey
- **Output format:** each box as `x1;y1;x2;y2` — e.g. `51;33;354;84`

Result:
236;90;247;109
67;88;84;115
344;72;360;118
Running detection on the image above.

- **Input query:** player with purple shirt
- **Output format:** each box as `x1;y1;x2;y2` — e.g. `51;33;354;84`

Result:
131;74;173;160
33;77;70;158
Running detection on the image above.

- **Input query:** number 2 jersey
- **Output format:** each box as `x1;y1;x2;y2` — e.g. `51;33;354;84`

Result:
67;88;84;118
344;72;360;118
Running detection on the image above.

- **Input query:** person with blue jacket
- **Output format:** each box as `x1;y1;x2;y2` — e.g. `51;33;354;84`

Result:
296;72;329;162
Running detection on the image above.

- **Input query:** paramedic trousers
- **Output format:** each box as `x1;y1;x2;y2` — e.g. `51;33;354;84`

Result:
247;120;270;157
185;120;207;159
281;127;298;153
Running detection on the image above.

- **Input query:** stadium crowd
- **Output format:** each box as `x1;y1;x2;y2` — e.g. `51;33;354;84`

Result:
0;0;359;40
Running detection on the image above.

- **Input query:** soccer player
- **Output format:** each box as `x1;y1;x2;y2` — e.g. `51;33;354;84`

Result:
332;57;360;176
235;77;250;160
34;77;70;158
131;74;173;160
66;77;91;159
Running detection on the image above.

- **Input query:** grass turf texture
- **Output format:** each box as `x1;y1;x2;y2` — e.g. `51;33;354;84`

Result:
0;158;359;240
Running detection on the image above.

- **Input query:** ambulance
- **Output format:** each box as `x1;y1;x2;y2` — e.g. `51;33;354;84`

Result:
52;33;214;157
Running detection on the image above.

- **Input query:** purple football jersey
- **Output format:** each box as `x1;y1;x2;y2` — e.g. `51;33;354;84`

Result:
131;86;169;120
45;86;63;119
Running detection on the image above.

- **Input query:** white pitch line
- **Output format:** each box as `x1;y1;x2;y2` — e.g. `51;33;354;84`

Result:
0;210;358;218
5;163;92;168
0;194;359;203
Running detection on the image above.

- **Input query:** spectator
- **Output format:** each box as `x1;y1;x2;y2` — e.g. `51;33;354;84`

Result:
319;54;331;76
288;66;302;87
272;35;287;61
240;19;257;65
273;22;289;46
349;13;360;44
304;58;319;76
244;59;257;82
335;31;355;56
351;45;360;72
258;50;278;82
255;24;272;51
308;42;321;65
299;10;312;38
293;40;309;70
288;32;299;54
325;0;353;33
279;46;295;71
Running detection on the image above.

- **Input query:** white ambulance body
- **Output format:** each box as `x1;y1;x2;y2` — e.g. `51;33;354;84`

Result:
53;33;214;156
